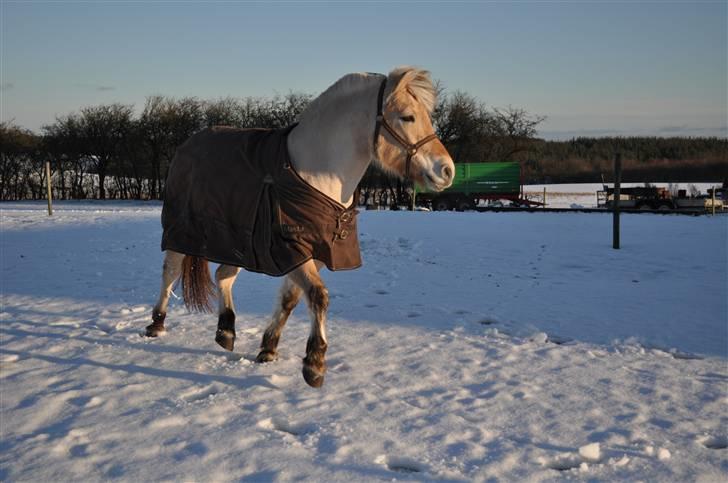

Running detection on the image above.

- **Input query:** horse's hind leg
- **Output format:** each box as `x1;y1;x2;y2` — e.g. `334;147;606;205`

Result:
145;250;185;337
288;260;329;388
256;276;303;363
214;264;241;351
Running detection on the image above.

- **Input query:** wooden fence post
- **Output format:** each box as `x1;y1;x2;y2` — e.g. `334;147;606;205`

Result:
712;186;716;216
543;187;547;208
45;161;53;216
613;153;621;249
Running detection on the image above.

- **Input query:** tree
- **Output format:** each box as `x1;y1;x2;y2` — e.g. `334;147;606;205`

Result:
0;122;41;200
139;96;204;198
74;104;135;199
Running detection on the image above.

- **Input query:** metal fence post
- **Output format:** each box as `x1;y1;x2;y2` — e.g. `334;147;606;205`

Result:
613;153;621;249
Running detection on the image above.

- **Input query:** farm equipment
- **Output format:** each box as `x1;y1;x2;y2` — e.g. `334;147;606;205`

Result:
415;161;542;211
596;185;725;212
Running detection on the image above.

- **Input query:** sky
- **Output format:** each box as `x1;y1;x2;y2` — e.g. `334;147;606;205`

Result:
1;1;726;140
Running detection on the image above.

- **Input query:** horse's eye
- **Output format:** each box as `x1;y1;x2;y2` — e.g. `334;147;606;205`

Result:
400;115;415;123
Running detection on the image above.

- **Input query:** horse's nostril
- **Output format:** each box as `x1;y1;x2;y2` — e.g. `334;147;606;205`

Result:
442;165;453;181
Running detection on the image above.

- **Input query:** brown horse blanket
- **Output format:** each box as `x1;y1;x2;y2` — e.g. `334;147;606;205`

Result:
161;125;361;276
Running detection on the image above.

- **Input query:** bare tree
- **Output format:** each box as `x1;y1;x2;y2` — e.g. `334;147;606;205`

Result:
139;96;204;198
0;122;40;200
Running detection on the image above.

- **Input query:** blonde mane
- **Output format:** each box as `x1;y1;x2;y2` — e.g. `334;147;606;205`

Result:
299;67;437;123
387;66;437;114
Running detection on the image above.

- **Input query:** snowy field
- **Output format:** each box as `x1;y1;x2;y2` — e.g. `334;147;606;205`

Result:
1;201;726;482
523;183;720;209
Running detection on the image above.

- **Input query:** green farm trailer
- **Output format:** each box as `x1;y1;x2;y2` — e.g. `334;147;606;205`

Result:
415;162;541;211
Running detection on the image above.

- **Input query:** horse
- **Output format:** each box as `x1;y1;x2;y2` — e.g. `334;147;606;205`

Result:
145;67;455;387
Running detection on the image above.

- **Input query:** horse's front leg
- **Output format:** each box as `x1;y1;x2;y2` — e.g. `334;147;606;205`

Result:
214;264;241;351
289;260;329;388
146;250;185;336
256;276;303;363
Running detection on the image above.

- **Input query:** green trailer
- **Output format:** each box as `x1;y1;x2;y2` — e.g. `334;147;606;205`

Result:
416;161;540;211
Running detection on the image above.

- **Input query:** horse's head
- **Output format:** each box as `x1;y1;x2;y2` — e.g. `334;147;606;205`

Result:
374;67;455;192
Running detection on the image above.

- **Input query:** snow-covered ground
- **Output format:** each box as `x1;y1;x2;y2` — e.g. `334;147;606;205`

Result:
1;201;726;482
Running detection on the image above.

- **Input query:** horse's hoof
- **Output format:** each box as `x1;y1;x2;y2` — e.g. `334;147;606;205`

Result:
256;350;277;363
215;329;235;351
302;365;325;388
144;324;166;337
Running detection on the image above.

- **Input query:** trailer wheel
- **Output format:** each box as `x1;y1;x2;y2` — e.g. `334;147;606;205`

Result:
657;202;673;211
456;199;474;211
432;198;451;211
637;202;652;211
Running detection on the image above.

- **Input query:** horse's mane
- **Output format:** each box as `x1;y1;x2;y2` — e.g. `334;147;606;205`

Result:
300;67;437;122
300;72;382;122
388;66;437;114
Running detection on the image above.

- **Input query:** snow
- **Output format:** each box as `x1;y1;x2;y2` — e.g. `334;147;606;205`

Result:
578;443;601;462
1;201;727;481
524;182;721;208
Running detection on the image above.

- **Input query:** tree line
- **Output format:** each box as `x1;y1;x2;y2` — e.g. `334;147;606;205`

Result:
1;89;726;202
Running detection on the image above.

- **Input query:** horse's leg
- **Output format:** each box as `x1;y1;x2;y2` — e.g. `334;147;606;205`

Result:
288;260;329;388
256;276;303;363
145;250;185;337
214;264;241;351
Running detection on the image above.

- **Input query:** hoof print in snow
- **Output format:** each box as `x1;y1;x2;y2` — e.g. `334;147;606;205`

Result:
376;455;427;474
548;334;574;345
374;289;389;295
670;350;702;360
540;444;600;472
258;417;315;437
478;318;497;326
539;455;582;472
180;385;219;403
699;435;728;450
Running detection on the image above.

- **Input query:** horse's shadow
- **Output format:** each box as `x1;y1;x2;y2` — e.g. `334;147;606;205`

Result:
0;319;225;359
0;346;277;391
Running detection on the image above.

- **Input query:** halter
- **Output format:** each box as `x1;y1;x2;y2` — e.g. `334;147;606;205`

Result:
373;78;439;179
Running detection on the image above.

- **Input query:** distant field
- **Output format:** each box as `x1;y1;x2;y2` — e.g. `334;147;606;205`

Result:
524;182;719;208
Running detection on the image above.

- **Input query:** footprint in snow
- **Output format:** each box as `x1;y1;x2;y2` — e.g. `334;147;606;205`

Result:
699;434;728;450
180;385;220;402
375;454;428;474
258;417;316;436
539;443;601;471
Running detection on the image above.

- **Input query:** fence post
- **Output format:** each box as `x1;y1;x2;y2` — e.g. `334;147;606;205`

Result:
712;186;716;216
543;187;546;208
45;161;53;216
613;153;621;249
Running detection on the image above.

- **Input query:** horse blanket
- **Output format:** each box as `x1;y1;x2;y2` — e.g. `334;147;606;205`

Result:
161;125;361;276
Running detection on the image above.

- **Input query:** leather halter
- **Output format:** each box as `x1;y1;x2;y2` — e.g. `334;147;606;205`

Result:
373;78;439;179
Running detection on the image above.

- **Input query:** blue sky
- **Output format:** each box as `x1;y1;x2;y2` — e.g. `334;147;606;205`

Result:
2;1;726;139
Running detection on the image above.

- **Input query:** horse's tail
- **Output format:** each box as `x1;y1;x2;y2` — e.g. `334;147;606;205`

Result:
181;256;215;313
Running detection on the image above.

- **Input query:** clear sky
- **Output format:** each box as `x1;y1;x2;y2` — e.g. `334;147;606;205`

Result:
1;1;726;140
